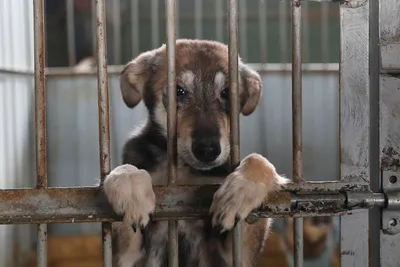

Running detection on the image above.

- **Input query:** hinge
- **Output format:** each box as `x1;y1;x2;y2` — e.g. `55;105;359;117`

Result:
382;171;400;235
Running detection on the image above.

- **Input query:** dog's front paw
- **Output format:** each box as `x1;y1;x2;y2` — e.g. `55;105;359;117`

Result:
104;164;155;232
209;153;288;233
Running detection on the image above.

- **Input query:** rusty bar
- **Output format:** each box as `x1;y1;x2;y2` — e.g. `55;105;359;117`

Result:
151;0;159;48
102;222;113;267
321;2;329;64
37;224;47;267
34;1;48;263
95;0;112;266
279;0;288;64
34;0;47;188
95;0;111;182
216;0;223;42
112;0;121;65
239;0;247;60
66;0;76;66
0;186;380;224
131;0;139;57
166;0;179;266
259;0;267;63
195;0;203;39
292;1;304;267
168;220;179;266
228;0;242;266
91;0;96;56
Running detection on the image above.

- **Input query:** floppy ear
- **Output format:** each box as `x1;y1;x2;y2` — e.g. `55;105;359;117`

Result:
239;63;262;116
119;50;158;108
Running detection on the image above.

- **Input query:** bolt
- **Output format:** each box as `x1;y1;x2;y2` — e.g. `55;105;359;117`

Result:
389;176;397;184
389;218;397;227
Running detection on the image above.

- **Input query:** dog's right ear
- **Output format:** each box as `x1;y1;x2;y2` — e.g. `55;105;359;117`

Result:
119;50;159;108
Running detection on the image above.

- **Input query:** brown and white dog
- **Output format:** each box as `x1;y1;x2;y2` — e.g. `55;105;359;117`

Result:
103;39;288;267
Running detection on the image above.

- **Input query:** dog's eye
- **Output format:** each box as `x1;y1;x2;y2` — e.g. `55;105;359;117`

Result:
176;85;188;100
220;88;229;100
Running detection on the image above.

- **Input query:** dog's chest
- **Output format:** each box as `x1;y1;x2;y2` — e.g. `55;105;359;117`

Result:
143;220;227;267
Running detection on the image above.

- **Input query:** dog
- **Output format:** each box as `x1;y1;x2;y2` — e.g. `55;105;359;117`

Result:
103;39;288;267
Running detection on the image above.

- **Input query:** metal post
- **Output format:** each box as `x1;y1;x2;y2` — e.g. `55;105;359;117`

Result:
112;0;121;65
291;1;304;267
33;0;48;266
228;0;242;266
166;0;179;266
259;0;267;63
195;0;203;39
151;0;159;48
66;0;76;66
95;0;112;266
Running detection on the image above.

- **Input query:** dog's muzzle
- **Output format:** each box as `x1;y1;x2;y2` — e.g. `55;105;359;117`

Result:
191;137;221;163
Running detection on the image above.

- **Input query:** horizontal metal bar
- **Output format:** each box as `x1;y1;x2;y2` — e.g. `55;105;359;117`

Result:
0;63;340;77
0;186;383;224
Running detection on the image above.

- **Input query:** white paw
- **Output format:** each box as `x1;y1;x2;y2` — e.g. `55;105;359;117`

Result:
210;171;267;233
104;164;156;232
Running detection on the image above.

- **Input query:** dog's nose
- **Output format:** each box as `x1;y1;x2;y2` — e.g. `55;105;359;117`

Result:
192;137;221;163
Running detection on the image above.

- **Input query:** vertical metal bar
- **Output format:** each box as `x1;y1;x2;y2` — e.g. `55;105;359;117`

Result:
66;0;76;66
239;0;247;60
33;0;48;266
258;0;267;63
321;2;329;65
112;0;121;65
95;0;112;266
216;0;223;42
339;1;370;266
91;0;96;57
279;0;288;64
37;224;47;267
131;0;139;57
151;0;159;48
195;0;202;39
228;0;242;266
166;0;179;266
291;1;303;267
302;1;309;66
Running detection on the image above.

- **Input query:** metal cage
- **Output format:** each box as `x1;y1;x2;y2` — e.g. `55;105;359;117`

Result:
0;0;399;266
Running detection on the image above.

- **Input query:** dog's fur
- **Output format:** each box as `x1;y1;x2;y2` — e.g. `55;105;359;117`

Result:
103;39;288;267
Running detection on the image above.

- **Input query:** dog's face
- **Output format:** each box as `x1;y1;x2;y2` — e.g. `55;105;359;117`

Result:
119;39;262;170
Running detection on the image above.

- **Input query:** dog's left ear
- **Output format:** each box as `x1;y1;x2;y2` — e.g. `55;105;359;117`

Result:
239;63;262;116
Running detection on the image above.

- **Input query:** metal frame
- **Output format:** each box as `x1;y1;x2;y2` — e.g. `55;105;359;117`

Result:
1;0;399;267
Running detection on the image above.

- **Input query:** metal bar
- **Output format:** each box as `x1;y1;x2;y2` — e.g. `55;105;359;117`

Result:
151;0;159;48
166;0;179;266
321;2;329;64
339;1;370;266
66;0;76;66
228;0;242;266
0;187;383;224
216;0;223;42
195;0;202;39
112;0;121;65
91;0;96;56
33;0;48;264
291;1;304;266
37;224;47;267
279;0;288;64
239;0;247;60
131;0;139;57
258;0;267;63
95;0;112;266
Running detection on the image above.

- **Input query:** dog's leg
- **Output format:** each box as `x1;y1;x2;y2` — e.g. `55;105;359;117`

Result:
104;164;156;267
210;153;288;232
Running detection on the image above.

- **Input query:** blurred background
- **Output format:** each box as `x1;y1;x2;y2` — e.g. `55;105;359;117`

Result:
0;0;341;266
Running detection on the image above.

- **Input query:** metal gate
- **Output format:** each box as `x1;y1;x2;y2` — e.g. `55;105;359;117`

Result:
0;0;399;266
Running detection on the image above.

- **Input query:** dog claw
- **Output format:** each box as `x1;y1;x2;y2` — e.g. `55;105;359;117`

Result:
140;224;145;235
132;223;137;233
149;213;153;222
